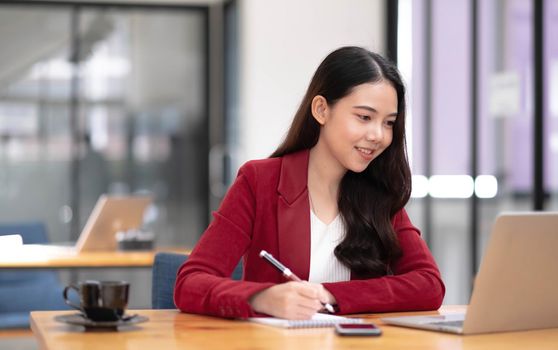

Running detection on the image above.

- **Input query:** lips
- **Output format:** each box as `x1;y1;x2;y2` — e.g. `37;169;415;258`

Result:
355;146;375;160
355;146;373;155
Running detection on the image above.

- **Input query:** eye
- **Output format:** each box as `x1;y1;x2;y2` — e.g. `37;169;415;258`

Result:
356;114;370;121
385;119;396;128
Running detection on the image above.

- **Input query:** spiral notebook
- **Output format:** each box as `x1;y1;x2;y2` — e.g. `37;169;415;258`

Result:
248;313;364;329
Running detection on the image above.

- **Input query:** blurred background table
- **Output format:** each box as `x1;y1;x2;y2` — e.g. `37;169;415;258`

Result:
0;245;190;269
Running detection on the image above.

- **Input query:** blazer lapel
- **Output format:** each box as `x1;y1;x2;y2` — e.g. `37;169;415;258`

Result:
276;150;311;281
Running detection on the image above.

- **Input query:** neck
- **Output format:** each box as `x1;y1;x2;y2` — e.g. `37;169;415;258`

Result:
308;142;346;198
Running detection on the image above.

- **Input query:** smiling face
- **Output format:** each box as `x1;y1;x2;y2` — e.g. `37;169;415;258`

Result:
312;81;398;174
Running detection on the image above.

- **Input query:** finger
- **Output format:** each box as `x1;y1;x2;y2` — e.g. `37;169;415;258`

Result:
278;297;318;320
281;284;321;310
283;304;315;320
316;285;333;304
292;303;320;320
281;289;322;312
295;297;323;312
292;282;321;299
292;310;316;320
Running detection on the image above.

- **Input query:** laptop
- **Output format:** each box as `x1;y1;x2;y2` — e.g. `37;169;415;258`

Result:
381;212;558;335
31;195;152;254
74;194;152;252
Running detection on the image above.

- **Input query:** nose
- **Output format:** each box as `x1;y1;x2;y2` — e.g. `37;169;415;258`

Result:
365;121;383;142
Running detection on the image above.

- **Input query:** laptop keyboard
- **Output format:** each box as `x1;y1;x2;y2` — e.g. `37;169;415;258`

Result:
430;320;464;328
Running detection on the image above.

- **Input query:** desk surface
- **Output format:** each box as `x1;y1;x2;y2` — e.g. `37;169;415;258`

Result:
30;306;558;350
0;245;190;269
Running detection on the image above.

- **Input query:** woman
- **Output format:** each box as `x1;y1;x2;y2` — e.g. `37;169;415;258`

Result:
174;46;445;320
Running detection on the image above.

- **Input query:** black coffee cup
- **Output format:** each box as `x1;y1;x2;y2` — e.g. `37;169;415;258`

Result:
63;280;129;322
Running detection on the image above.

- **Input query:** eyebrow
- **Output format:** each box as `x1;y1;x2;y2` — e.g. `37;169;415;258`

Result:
353;105;398;117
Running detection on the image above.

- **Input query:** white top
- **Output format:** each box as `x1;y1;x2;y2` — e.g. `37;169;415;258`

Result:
308;210;351;283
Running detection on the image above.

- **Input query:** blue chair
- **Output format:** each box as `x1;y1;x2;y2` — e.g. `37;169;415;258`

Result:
0;222;69;329
151;252;243;309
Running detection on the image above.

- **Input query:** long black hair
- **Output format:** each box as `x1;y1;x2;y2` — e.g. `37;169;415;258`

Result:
270;47;411;278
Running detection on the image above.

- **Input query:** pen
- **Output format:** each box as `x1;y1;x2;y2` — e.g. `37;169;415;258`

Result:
259;250;335;313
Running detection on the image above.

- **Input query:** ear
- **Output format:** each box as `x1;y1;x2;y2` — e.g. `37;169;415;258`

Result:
311;95;328;125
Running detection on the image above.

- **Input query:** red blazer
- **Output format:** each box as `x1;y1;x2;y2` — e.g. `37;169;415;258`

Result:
174;150;445;318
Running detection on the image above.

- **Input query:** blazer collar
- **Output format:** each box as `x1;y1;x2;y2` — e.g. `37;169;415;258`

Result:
277;150;310;204
276;149;311;280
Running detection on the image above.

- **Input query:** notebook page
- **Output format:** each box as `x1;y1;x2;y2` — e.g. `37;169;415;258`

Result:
248;313;364;329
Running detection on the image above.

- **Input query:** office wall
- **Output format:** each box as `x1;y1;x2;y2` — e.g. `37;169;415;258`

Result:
236;0;385;163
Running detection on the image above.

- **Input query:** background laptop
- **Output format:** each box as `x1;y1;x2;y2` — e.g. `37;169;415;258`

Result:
28;195;152;254
382;212;558;335
74;194;152;252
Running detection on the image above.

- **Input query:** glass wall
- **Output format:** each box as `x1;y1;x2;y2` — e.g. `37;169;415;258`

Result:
400;0;556;304
0;4;208;251
547;0;558;210
0;5;74;240
477;0;534;273
401;0;475;304
0;3;209;307
75;7;208;248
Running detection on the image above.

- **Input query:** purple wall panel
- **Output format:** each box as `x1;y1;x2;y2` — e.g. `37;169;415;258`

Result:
506;0;533;191
478;0;495;176
409;0;557;193
432;0;470;175
546;0;558;191
411;0;425;175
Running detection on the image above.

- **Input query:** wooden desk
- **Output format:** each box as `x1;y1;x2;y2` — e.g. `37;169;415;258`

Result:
0;245;190;269
30;306;558;350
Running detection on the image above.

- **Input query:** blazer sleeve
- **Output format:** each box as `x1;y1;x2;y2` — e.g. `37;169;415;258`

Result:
173;165;274;318
322;209;445;314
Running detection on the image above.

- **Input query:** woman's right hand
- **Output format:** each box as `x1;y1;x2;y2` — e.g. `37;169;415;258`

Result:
249;281;329;319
